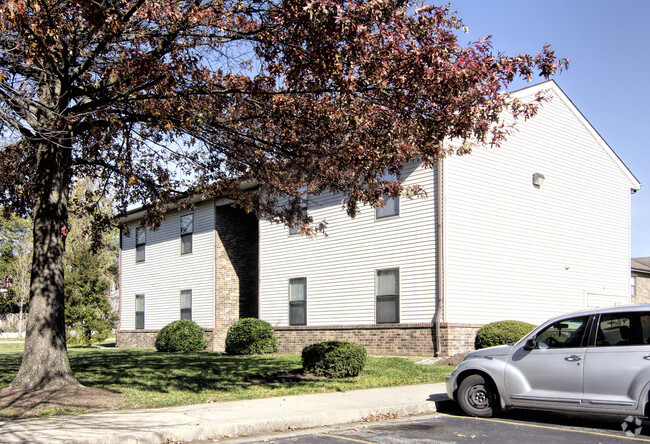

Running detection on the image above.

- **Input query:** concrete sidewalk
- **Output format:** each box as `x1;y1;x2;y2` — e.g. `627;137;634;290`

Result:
0;383;448;444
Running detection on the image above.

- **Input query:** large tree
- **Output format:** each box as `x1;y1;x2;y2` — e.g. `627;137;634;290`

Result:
0;0;567;389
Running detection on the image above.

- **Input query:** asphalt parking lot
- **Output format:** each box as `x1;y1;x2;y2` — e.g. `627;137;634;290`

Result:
216;400;650;444
262;415;650;444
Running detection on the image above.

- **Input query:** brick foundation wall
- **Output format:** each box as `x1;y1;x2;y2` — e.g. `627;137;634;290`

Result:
439;323;483;356
274;323;483;357
117;329;218;350
274;324;436;356
117;322;483;356
117;330;158;348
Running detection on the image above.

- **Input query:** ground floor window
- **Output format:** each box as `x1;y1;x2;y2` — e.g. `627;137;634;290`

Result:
376;268;399;323
289;278;307;325
135;294;145;329
180;289;192;320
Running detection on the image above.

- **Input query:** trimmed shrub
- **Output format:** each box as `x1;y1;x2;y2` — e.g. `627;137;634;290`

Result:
155;320;207;352
475;320;536;350
225;318;278;355
301;340;367;378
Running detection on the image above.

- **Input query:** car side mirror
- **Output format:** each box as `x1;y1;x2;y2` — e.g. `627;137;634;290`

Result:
523;338;537;351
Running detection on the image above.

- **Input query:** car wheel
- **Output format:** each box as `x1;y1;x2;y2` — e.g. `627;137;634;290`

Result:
457;374;500;417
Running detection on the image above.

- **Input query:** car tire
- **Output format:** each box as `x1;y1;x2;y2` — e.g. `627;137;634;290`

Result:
457;374;500;417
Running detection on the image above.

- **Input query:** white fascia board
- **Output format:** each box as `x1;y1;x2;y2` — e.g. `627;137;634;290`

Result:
120;181;259;223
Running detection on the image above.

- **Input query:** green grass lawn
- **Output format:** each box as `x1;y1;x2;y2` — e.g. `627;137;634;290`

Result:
0;342;452;413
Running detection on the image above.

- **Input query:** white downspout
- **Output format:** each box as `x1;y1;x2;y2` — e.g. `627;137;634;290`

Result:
435;157;444;356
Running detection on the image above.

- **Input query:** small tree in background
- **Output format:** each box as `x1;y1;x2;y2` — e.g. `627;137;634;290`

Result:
64;247;117;346
0;212;32;333
64;180;118;346
0;235;20;315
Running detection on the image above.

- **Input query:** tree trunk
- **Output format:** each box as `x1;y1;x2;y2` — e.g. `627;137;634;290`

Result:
17;246;30;336
11;140;78;390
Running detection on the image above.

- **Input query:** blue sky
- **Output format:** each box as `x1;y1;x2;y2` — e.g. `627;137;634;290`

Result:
445;0;650;258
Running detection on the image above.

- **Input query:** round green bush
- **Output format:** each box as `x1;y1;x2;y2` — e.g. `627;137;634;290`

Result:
155;319;207;352
225;318;278;355
301;340;367;378
475;320;536;350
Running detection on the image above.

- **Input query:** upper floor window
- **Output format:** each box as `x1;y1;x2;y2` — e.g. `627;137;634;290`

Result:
135;227;146;262
135;294;145;329
180;213;194;254
376;268;399;323
289;278;307;325
289;189;308;236
375;173;399;219
180;289;192;320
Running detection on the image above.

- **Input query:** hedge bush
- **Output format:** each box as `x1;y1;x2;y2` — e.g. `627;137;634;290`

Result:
475;320;536;349
225;318;278;355
155;319;207;352
301;340;367;378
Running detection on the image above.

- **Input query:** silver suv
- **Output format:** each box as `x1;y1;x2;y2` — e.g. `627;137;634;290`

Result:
446;304;650;418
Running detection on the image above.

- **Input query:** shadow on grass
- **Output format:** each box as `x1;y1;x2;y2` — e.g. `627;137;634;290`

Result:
0;348;449;413
74;351;293;393
0;348;359;395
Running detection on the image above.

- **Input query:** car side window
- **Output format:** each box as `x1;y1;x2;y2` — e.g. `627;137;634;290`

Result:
596;312;650;347
535;315;590;349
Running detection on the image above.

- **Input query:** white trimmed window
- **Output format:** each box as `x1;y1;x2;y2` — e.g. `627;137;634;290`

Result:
180;289;192;320
135;227;146;262
135;294;145;329
289;278;307;325
376;268;399;323
375;173;399;219
180;213;194;254
289;189;308;236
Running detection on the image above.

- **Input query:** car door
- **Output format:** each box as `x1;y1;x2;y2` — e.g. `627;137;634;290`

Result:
582;311;650;412
504;315;590;409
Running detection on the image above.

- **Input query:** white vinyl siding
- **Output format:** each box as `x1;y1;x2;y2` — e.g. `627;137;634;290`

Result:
121;201;215;329
442;83;636;326
259;161;438;326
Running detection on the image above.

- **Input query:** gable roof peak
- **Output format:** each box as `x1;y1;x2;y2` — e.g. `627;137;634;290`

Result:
511;80;640;192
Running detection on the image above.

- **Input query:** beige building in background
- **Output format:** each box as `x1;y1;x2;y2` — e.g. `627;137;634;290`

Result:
632;258;650;303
